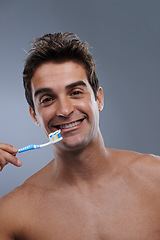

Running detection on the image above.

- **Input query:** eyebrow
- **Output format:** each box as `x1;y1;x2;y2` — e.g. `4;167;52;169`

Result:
34;80;87;98
66;80;87;90
34;88;53;98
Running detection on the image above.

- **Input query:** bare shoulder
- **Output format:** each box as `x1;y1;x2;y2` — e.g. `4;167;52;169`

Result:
109;147;160;167
126;150;160;176
0;160;54;238
110;148;160;191
0;184;30;238
131;151;160;184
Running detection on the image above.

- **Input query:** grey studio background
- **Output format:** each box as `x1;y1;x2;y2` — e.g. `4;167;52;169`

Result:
0;0;160;197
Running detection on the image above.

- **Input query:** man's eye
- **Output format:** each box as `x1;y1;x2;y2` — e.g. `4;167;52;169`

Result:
71;91;82;96
40;97;54;104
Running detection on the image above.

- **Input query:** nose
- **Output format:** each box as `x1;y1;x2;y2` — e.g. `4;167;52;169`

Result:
56;96;74;117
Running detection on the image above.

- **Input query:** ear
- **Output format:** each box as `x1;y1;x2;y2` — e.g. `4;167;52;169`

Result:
29;106;40;126
96;87;104;111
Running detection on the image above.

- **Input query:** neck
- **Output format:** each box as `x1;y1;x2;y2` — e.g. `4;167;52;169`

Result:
51;132;111;187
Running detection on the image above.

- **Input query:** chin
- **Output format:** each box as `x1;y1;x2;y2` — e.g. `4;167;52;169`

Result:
61;134;91;152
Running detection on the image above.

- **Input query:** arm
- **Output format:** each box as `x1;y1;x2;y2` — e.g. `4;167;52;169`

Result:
0;188;26;240
0;143;22;171
0;196;15;240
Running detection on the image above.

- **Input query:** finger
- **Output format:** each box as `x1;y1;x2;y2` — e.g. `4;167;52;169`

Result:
0;143;18;154
0;150;22;170
0;158;7;171
6;153;22;167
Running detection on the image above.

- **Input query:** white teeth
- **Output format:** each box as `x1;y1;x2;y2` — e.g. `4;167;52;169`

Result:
59;120;82;129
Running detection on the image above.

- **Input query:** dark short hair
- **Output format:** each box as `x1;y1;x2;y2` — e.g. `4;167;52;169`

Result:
23;32;99;111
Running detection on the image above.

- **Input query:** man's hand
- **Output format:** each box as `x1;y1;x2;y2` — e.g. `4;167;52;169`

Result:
0;143;22;171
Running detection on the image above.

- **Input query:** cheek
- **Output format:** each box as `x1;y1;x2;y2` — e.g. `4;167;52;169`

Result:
89;101;100;128
79;94;97;111
88;97;99;117
35;108;52;129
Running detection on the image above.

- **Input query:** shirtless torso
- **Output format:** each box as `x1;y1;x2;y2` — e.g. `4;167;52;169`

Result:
1;148;160;240
1;35;159;240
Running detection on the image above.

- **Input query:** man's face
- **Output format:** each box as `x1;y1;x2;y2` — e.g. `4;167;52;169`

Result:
30;61;103;151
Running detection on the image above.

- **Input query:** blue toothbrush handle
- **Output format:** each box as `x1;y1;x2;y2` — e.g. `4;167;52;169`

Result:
18;144;36;153
18;130;62;154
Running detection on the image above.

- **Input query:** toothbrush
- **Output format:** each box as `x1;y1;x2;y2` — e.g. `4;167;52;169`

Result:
18;130;62;153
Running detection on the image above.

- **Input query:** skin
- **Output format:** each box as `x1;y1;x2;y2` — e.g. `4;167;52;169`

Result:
0;144;21;171
1;61;160;240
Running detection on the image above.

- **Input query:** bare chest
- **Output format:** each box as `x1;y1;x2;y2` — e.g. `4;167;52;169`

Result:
20;186;160;240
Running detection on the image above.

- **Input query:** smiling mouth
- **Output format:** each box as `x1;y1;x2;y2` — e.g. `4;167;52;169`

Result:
54;119;84;130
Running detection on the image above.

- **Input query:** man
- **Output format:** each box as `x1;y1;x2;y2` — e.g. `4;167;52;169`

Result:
0;32;160;239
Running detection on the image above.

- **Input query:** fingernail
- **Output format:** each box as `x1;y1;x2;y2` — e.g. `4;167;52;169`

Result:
12;147;18;152
17;160;22;166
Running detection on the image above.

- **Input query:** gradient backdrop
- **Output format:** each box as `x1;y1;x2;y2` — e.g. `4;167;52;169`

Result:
0;0;160;197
